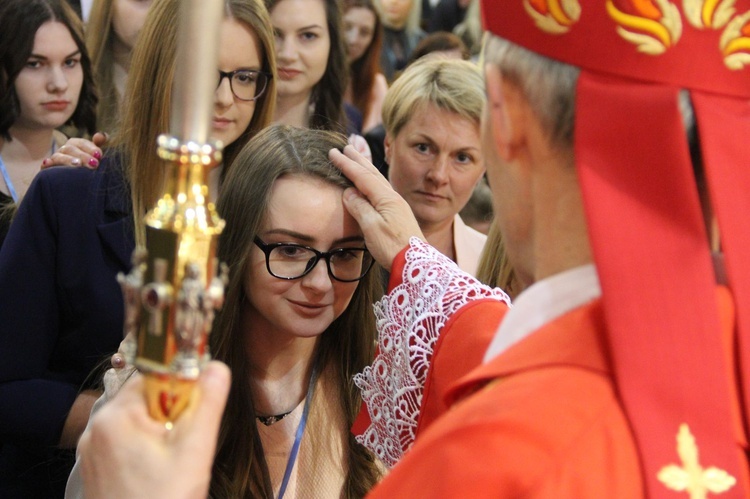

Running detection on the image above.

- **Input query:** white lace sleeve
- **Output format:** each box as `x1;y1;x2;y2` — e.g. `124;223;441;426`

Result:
354;237;511;468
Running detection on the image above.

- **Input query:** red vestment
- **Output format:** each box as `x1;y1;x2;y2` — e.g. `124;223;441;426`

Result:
368;285;749;497
368;298;643;497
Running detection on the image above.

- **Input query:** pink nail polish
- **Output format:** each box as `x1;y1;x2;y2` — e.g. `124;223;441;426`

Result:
93;150;102;160
88;158;99;167
41;159;48;167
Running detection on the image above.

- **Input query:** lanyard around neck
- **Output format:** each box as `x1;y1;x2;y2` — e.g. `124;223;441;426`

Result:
276;362;319;499
0;140;58;203
0;155;17;203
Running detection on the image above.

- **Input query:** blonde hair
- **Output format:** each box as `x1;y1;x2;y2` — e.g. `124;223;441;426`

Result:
381;57;484;137
374;0;420;32
115;0;277;247
475;221;521;299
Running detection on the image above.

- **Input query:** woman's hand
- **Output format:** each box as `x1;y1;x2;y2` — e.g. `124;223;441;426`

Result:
329;145;424;271
41;132;108;169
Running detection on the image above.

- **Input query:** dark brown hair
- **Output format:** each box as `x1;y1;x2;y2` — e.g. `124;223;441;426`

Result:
0;0;97;140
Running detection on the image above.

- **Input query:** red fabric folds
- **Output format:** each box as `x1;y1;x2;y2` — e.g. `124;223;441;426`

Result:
575;71;747;497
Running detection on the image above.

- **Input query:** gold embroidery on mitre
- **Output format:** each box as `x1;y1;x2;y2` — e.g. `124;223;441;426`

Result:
523;0;581;34
683;0;736;29
657;424;736;499
606;0;683;54
720;10;750;69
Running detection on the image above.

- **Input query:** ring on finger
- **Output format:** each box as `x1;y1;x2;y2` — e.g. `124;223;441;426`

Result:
71;157;81;167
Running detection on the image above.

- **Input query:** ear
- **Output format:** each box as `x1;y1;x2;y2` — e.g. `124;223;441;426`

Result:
484;64;526;162
384;133;393;165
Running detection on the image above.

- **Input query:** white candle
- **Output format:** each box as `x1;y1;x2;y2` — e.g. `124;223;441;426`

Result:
170;0;224;144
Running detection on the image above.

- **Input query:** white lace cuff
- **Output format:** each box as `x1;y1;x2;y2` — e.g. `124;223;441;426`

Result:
354;237;510;467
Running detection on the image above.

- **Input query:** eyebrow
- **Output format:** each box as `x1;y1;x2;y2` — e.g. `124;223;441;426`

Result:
275;24;324;33
413;133;481;153
28;50;81;60
263;229;365;246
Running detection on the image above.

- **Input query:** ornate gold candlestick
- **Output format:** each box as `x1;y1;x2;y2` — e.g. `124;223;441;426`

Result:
117;0;226;422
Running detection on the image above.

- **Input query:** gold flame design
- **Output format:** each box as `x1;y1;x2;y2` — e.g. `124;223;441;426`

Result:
524;0;581;34
720;10;750;68
683;0;736;28
607;0;683;54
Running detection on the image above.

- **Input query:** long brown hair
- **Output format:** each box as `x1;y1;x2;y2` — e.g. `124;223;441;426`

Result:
345;0;383;125
84;0;120;133
211;125;381;497
115;0;277;247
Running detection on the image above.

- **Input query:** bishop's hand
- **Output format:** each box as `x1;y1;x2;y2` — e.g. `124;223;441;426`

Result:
329;145;424;272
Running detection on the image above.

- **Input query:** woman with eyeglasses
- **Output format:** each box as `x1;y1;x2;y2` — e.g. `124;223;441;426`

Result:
0;0;276;495
66;125;384;498
209;124;382;497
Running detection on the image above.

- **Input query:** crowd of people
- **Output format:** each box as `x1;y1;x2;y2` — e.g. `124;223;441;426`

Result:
2;0;750;497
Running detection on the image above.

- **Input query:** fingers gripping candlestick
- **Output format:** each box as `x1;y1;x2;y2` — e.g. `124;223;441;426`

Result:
116;0;226;422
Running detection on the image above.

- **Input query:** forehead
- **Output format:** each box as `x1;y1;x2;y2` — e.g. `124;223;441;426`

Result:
398;102;480;142
344;7;375;26
264;175;359;238
271;0;328;28
31;21;77;55
218;18;261;66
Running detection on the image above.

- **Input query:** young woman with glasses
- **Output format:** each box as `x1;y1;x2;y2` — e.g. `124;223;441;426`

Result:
0;0;276;496
66;125;384;498
209;124;382;497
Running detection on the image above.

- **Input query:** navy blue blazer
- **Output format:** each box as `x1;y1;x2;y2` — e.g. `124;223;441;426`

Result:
0;156;133;498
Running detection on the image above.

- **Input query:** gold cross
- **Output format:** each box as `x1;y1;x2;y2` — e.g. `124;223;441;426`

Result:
657;424;736;499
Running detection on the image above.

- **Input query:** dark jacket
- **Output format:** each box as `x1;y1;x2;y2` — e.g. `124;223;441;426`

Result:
0;156;133;498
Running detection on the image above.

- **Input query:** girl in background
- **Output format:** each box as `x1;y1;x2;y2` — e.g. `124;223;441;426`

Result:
84;0;154;133
343;0;387;134
265;0;349;132
0;0;96;246
375;0;425;81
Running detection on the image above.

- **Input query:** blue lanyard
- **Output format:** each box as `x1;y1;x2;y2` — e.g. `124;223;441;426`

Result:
0;141;56;204
277;363;318;499
0;155;18;203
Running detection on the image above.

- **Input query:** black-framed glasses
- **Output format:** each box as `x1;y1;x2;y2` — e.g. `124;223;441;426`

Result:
217;69;272;101
253;237;374;282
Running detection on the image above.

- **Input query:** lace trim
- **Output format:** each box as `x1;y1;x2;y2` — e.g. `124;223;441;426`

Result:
354;237;511;467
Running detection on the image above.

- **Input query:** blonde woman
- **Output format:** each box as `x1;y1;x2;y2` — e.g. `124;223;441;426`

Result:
382;57;487;275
